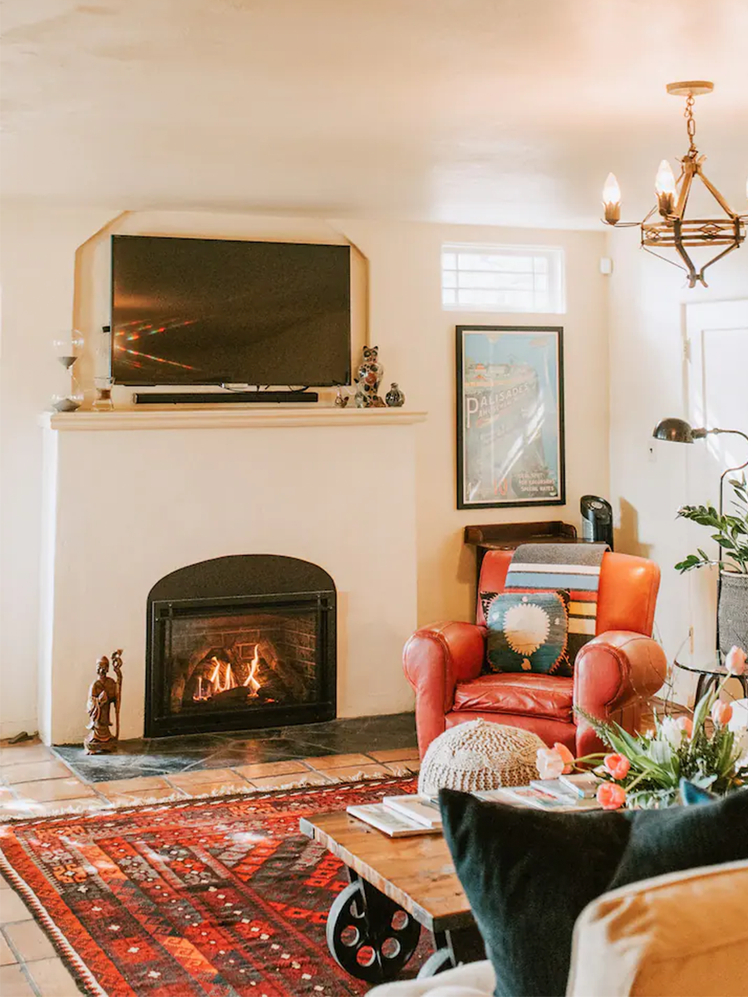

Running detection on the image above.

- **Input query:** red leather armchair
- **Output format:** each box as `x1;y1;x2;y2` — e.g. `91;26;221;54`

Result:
404;550;667;758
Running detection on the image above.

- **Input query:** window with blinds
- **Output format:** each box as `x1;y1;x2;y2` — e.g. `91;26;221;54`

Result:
441;244;565;313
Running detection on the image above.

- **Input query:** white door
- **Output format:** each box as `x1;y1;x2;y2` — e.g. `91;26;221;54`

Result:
686;299;748;662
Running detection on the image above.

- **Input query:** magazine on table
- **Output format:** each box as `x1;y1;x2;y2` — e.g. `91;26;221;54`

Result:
529;779;581;802
559;772;601;798
474;786;601;811
382;795;443;830
346;803;441;837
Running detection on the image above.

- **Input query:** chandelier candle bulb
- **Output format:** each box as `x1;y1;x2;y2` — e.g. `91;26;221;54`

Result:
602;172;621;224
655;159;677;216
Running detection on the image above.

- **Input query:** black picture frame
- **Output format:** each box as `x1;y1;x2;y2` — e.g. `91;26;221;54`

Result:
456;325;566;509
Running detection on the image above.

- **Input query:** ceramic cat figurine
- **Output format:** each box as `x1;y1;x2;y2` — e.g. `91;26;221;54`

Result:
354;346;385;407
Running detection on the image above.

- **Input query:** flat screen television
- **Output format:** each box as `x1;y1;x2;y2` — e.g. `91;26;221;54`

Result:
110;235;351;386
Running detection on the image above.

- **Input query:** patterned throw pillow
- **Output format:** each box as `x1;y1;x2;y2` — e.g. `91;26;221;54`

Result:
482;590;571;676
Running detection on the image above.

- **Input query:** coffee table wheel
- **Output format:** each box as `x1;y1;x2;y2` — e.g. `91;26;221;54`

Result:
417;947;454;978
326;878;421;983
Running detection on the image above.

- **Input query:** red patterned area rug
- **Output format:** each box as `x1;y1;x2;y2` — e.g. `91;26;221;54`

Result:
0;776;429;997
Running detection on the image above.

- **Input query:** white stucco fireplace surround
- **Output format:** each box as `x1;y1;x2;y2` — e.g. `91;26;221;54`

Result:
39;407;425;744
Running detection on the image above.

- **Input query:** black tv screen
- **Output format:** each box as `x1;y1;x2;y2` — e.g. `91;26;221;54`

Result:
110;235;351;386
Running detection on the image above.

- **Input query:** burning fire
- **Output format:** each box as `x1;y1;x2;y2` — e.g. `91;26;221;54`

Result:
193;645;262;701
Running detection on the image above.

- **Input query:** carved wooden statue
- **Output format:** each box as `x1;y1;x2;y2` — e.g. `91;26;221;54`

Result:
84;650;124;754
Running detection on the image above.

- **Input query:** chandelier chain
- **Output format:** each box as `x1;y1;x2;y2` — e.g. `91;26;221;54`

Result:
684;94;697;156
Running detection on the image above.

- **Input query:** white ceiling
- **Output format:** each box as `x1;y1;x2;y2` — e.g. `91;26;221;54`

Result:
2;0;747;228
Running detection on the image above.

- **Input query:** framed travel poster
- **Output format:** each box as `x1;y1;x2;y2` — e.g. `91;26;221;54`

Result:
456;325;565;509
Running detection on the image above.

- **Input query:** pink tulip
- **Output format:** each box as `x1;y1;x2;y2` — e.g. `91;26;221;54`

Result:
604;753;631;780
675;716;693;738
725;646;747;677
536;747;565;780
712;700;733;726
597;782;627;810
553;742;575;774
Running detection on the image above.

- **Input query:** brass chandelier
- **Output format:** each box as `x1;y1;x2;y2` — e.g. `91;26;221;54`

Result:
602;81;746;287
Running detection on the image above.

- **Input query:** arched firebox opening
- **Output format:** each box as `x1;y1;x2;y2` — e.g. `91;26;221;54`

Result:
145;555;336;737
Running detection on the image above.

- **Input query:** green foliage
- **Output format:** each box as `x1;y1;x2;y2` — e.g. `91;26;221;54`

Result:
576;689;748;810
675;475;748;574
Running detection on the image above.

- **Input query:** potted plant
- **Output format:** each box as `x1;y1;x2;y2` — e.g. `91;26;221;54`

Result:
675;474;748;656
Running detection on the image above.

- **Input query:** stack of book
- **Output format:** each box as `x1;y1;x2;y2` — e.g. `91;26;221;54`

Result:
346;795;443;837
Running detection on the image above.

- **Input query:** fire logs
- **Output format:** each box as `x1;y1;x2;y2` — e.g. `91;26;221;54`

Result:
179;638;307;710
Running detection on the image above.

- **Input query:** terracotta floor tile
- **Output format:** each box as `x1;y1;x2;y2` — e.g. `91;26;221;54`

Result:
11;779;95;803
0;745;52;767
304;753;374;771
367;747;420;763
104;788;186;805
26;957;85;996
233;760;310;780
247;771;332;790
384;760;421;775
0;933;16;966
0;890;32;926
1;761;73;785
91;775;172;794
166;767;242;789
0;799;50;819
0;964;35;997
323;763;392;781
166;771;251;795
35;798;112;815
3;921;55;963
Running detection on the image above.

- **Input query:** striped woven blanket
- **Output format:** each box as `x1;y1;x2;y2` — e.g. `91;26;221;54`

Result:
504;542;608;669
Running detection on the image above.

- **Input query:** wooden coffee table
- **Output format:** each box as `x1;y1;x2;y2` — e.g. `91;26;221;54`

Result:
300;810;483;985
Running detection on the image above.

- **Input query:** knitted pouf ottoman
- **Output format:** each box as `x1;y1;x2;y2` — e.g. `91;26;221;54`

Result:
417;719;544;796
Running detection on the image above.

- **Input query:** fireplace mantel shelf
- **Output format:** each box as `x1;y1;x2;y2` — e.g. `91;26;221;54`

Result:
41;408;427;432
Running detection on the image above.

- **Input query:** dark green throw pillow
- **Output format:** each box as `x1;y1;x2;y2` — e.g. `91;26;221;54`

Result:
484;590;570;675
440;787;748;997
609;789;748;890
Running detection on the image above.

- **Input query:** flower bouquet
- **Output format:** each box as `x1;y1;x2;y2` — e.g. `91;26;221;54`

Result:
536;646;748;810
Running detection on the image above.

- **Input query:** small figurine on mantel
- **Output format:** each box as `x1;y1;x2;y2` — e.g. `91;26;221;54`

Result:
354;346;386;408
84;650;124;754
385;382;405;407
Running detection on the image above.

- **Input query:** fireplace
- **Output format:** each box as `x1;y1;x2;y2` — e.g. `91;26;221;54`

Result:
145;555;336;737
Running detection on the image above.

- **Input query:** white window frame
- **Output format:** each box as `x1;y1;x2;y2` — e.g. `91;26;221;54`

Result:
441;243;566;314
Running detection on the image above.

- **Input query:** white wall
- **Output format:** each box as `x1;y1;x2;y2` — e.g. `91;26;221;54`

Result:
337;220;610;626
607;241;748;702
0;204;116;739
0;202;610;739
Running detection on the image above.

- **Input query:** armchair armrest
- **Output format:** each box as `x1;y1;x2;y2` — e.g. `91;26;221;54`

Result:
574;632;667;756
403;622;487;756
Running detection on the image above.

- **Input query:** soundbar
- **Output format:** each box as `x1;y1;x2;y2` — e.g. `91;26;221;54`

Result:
133;391;320;405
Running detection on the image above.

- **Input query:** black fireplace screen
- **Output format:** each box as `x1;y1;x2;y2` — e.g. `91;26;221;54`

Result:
145;556;336;737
